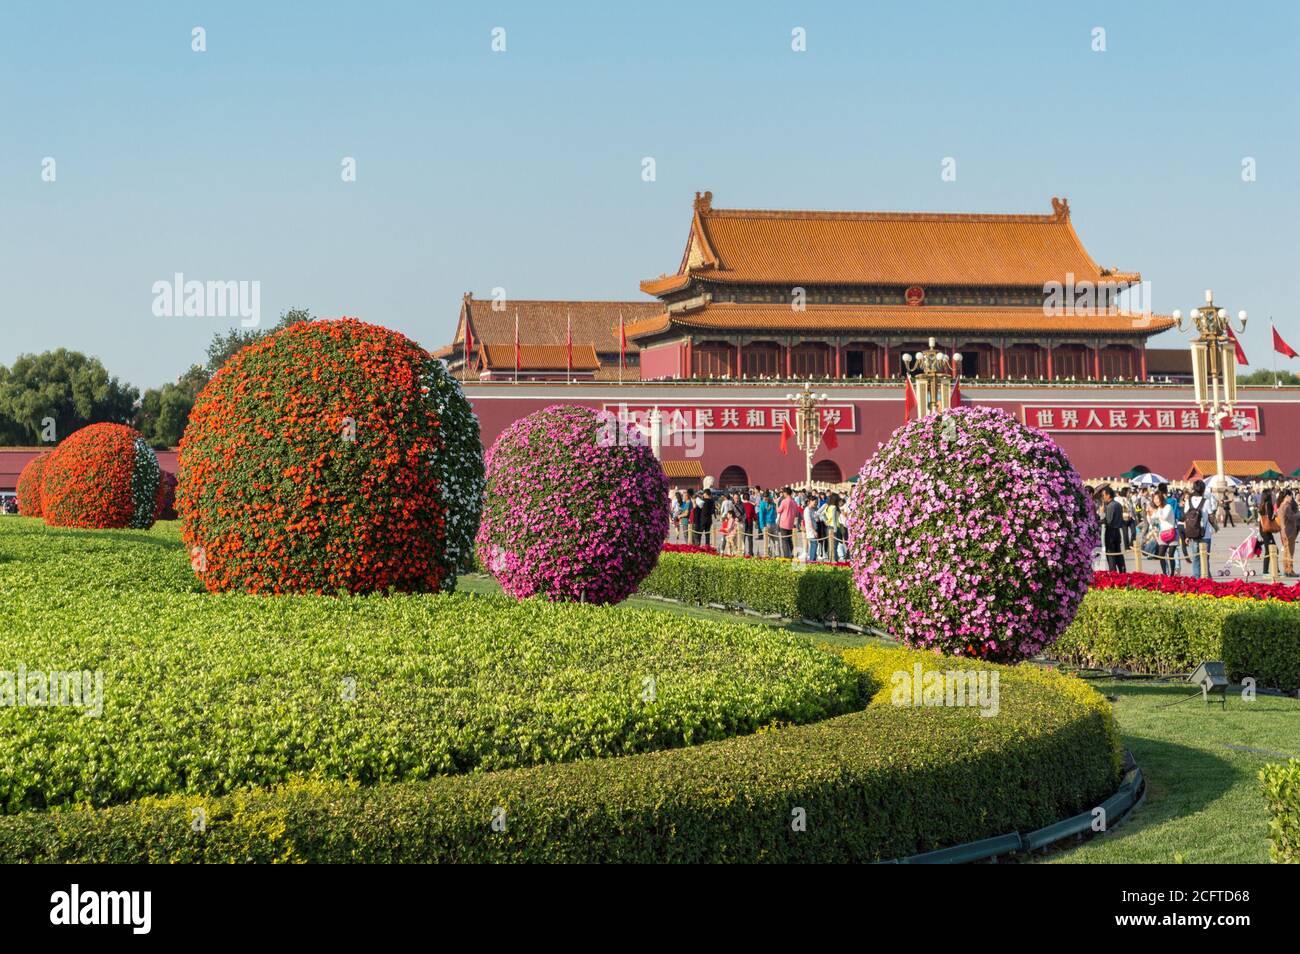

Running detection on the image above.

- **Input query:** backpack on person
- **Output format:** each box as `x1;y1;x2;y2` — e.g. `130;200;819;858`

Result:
1185;497;1204;541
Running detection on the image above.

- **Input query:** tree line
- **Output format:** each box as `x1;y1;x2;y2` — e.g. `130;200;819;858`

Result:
0;308;312;448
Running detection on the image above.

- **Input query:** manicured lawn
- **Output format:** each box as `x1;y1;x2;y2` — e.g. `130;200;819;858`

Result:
1040;678;1297;864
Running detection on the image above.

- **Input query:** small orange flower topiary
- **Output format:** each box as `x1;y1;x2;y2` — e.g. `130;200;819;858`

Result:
40;423;161;529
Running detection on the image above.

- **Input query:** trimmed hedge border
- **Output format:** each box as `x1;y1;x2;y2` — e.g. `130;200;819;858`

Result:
642;552;1300;693
640;551;876;629
0;645;1121;863
1054;589;1300;694
1260;760;1300;864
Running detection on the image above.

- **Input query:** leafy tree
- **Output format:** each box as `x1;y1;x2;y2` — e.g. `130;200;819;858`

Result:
1238;369;1300;386
0;350;137;446
135;365;210;448
206;307;313;376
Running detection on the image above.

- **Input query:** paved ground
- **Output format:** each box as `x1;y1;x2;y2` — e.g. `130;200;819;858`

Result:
1092;521;1299;582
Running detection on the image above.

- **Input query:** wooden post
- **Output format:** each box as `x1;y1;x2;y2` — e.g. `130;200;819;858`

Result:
1270;545;1280;583
1133;538;1142;573
1199;542;1209;579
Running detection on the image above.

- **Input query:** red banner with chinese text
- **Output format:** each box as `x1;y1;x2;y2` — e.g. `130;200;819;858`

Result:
1022;404;1260;434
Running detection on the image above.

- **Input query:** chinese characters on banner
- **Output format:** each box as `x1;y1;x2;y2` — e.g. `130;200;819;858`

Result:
1022;405;1261;441
603;404;856;433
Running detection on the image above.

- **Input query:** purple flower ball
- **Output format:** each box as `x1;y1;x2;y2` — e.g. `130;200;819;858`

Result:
477;404;670;604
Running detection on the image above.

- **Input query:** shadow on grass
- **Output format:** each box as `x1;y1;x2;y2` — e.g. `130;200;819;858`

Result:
1039;735;1239;863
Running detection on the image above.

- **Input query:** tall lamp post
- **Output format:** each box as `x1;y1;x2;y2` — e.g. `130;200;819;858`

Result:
902;337;962;415
785;381;829;488
1172;290;1247;494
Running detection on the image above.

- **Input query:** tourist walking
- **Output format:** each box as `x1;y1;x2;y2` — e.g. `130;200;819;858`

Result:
1150;492;1178;576
802;494;819;562
758;492;777;556
1183;479;1217;578
776;488;797;558
1258;489;1279;577
1100;486;1126;573
1278;489;1298;577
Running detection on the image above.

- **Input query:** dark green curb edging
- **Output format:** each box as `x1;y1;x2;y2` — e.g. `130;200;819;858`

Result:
877;761;1145;864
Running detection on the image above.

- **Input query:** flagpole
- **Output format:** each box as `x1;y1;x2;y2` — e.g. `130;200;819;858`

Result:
1272;319;1278;389
566;312;572;385
514;310;520;385
619;312;624;385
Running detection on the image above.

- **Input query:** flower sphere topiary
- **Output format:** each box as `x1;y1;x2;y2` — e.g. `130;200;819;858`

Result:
476;404;670;604
16;452;49;517
177;317;483;595
155;470;178;520
40;423;161;529
846;405;1096;663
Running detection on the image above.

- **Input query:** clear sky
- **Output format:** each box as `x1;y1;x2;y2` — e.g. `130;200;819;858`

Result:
2;1;1297;389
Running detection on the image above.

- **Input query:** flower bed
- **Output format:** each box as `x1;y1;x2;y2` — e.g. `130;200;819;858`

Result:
1260;760;1300;863
1092;570;1299;603
0;638;1120;863
39;423;160;529
177;318;483;595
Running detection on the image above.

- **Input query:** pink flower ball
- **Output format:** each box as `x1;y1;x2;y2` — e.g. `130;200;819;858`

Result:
477;404;670;604
845;405;1096;663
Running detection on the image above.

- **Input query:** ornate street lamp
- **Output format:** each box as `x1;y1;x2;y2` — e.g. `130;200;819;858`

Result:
1172;290;1247;494
784;381;829;488
902;337;962;415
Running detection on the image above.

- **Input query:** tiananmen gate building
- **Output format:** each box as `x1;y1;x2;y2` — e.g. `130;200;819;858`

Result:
434;192;1297;487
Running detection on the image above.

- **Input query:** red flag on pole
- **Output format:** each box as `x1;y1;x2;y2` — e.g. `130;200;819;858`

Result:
619;314;627;370
463;319;473;381
903;377;917;422
779;419;796;455
514;310;520;381
821;418;838;450
950;379;962;408
1226;325;1248;365
1273;324;1299;359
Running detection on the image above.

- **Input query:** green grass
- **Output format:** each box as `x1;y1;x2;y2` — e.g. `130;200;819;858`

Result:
1040;678;1298;864
0;517;862;813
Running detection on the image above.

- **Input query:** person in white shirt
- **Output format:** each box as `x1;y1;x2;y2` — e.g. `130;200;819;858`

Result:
802;498;819;562
1151;493;1177;576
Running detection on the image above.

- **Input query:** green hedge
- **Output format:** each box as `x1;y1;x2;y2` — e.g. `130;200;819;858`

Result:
0;645;1121;863
644;553;1300;693
1054;589;1300;692
1260;760;1300;863
641;552;875;628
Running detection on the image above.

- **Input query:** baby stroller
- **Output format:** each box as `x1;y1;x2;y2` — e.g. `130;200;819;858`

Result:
1219;530;1262;577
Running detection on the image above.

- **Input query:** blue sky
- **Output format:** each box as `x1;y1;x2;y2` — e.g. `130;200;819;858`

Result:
2;1;1297;388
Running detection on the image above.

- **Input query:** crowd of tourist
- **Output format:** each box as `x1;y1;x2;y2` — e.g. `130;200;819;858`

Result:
1092;480;1299;578
669;486;849;562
